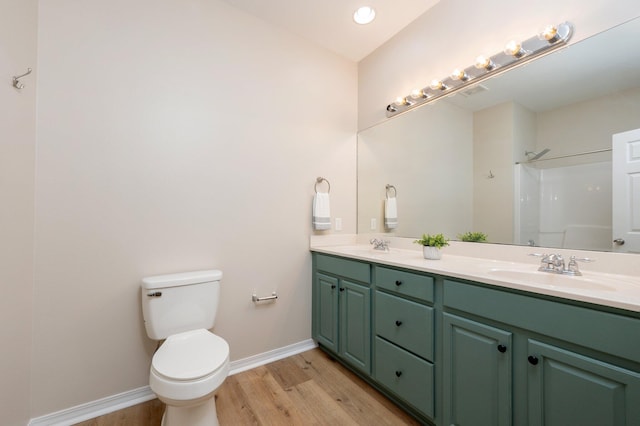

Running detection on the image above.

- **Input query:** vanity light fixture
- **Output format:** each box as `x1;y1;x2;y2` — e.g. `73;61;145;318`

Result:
353;6;376;25
386;21;573;117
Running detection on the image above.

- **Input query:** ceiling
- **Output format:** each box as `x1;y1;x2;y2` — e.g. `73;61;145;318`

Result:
219;0;441;62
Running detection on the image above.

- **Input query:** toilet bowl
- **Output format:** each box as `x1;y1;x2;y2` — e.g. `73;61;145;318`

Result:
150;329;230;425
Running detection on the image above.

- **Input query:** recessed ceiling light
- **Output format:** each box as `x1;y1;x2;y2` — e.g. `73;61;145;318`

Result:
353;6;376;25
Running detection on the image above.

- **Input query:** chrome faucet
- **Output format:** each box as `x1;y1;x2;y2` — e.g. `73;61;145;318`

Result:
539;253;565;273
370;238;390;251
530;253;595;276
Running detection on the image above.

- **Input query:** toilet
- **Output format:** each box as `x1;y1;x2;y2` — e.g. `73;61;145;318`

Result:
141;270;230;426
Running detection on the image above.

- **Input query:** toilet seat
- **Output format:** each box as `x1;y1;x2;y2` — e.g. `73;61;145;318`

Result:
150;329;229;402
153;329;229;381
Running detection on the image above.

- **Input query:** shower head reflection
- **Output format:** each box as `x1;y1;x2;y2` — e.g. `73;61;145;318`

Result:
525;148;551;161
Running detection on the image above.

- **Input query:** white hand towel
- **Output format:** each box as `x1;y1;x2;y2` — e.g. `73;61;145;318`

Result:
385;197;398;229
313;192;331;230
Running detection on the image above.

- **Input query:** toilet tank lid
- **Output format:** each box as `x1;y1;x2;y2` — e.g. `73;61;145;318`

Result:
142;270;223;290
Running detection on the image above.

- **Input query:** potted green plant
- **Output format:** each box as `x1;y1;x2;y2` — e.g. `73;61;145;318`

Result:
414;233;449;259
458;231;488;243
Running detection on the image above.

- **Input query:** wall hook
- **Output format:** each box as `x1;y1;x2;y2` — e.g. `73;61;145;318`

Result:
487;170;495;179
12;68;32;89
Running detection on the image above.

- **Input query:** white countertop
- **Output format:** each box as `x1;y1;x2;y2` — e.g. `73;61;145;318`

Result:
311;241;640;313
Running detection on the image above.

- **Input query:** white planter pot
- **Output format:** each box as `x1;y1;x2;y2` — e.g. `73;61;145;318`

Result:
422;246;442;260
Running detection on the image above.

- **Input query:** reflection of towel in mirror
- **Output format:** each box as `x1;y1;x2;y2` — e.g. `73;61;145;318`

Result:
385;197;398;229
313;192;331;230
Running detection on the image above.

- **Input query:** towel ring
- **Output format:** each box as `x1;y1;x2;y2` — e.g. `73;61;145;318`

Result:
386;184;397;198
315;177;330;193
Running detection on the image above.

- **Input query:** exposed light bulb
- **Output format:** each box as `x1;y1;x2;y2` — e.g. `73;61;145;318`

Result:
504;40;525;57
429;79;446;90
410;89;426;99
474;55;495;70
353;6;376;25
393;96;407;106
540;25;559;42
451;68;469;81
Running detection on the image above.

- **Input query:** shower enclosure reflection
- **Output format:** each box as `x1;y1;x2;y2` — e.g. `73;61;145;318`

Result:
515;160;612;251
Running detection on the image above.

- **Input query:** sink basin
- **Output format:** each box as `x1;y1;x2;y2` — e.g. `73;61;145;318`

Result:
487;269;618;292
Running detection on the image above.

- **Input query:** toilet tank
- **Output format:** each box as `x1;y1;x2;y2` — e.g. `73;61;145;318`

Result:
141;270;223;340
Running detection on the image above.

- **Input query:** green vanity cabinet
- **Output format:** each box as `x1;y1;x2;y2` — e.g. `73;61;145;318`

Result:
312;252;640;426
312;254;371;374
442;313;513;426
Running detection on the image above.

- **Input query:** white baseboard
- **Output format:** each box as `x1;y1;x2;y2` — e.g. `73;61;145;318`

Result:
229;338;317;376
28;386;156;426
28;339;317;426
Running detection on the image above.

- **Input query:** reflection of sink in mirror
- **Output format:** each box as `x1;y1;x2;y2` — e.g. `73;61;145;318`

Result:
487;269;619;292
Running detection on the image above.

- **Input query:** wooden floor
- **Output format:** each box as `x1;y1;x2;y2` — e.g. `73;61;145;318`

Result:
76;348;421;425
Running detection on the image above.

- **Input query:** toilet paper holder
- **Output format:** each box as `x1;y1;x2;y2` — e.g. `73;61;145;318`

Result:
252;292;278;302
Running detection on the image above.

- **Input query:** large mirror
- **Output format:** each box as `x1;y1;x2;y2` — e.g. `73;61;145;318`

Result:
358;18;640;253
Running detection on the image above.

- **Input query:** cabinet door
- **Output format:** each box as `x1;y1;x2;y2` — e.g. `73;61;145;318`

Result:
528;340;640;426
443;313;513;426
314;273;339;353
340;279;371;374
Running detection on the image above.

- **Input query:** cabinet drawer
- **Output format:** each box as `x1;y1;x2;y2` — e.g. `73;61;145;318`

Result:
376;291;434;360
375;336;434;418
315;254;370;283
375;266;434;303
